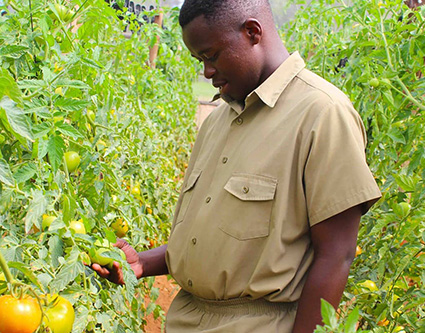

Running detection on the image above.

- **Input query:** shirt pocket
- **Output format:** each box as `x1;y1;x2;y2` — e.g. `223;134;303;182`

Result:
175;169;202;225
219;173;277;240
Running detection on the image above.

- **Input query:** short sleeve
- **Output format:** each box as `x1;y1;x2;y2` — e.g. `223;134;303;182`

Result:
304;100;381;226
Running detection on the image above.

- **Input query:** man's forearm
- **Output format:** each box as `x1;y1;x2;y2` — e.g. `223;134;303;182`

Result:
292;255;353;333
139;244;169;277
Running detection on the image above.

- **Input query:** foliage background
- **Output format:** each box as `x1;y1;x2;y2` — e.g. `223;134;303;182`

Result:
0;0;197;331
281;0;425;332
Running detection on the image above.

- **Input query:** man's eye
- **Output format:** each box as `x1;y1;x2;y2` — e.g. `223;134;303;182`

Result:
204;54;217;62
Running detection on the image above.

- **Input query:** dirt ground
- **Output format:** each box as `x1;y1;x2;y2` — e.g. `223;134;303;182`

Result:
144;275;180;333
144;102;217;333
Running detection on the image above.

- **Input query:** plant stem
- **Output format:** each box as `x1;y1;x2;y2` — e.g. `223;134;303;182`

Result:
0;249;15;285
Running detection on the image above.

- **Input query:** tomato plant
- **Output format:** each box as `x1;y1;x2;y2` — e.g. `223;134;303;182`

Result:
0;0;197;331
43;294;75;333
0;295;42;333
284;0;425;331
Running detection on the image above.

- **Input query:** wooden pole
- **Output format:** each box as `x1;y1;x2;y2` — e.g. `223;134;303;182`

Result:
148;10;164;69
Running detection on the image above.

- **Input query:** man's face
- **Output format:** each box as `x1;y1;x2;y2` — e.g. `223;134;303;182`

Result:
182;15;262;103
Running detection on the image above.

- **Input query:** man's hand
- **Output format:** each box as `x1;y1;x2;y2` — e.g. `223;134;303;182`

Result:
91;239;143;285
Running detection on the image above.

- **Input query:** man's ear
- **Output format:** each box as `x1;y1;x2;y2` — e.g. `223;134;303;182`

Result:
243;18;263;44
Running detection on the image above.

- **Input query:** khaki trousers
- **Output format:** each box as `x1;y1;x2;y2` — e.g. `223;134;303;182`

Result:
165;289;298;333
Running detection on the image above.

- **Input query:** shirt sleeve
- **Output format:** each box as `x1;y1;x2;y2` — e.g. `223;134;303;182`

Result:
303;99;381;226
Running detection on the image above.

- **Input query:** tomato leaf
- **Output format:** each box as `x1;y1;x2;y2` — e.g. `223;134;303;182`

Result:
8;261;45;292
55;97;90;112
13;162;37;183
50;247;84;292
320;299;337;328
0;45;29;59
56;122;84;139
24;189;47;233
47;135;65;172
0;97;33;142
48;235;64;268
344;307;359;333
55;78;90;90
0;158;15;187
0;68;22;105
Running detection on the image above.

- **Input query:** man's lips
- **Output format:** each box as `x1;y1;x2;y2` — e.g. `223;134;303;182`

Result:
213;81;227;89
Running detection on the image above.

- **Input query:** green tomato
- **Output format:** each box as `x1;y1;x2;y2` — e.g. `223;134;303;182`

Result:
89;248;114;269
69;220;86;234
87;110;96;123
42;215;56;230
43;295;75;333
358;280;378;292
394;202;411;218
54;3;75;22
369;78;380;88
64;151;80;173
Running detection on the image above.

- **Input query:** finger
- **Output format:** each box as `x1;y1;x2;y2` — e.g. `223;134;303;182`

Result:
91;263;111;278
114;238;129;249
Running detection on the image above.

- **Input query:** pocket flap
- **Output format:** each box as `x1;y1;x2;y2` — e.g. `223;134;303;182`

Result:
224;174;277;201
183;169;202;192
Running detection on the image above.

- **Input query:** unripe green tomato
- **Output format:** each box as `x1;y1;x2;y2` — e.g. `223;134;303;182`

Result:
369;78;380;88
358;280;378;292
398;202;411;216
43;295;75;333
69;220;86;234
87;110;95;123
64;151;80;173
54;3;74;22
42;215;56;230
89;248;114;269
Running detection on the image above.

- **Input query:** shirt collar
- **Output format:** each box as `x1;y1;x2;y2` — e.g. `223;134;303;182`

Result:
212;52;306;114
254;51;306;108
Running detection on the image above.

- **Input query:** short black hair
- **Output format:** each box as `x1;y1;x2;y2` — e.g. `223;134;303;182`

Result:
179;0;272;28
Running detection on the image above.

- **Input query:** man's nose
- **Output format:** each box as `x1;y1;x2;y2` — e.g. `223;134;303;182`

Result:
203;63;216;79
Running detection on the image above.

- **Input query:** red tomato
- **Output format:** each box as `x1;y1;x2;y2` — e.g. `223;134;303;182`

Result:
0;295;42;333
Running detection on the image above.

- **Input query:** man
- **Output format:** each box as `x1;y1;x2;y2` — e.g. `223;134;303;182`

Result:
93;0;382;331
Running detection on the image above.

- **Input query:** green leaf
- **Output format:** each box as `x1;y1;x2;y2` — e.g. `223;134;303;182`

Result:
55;97;90;112
0;97;33;142
37;137;49;160
55;78;90;90
0;158;15;186
47;135;65;172
17;79;47;89
0;45;29;59
344;307;360;333
0;69;22;105
320;299;337;328
24;190;47;233
33;122;52;139
48;235;64;268
7;261;45;292
62;194;77;224
13;162;37;183
50;247;84;292
56;122;83;138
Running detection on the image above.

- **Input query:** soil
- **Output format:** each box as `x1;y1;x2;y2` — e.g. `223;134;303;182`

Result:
144;275;180;333
144;102;217;332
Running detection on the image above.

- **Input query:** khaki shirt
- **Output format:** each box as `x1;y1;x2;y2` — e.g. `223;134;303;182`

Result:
166;52;381;303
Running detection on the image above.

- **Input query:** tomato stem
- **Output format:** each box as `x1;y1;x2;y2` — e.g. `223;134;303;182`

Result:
0;249;15;286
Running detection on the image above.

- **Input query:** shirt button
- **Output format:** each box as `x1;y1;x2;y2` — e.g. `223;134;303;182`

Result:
188;279;193;287
205;197;211;203
192;237;197;245
222;157;228;164
236;117;243;125
243;186;249;194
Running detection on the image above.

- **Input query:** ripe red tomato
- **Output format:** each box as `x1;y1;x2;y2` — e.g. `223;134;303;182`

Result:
43;295;75;333
0;295;42;333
